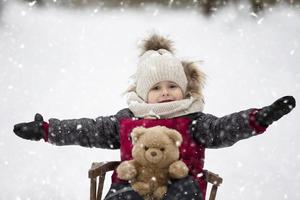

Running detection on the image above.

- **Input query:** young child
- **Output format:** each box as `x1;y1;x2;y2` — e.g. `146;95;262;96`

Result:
13;34;296;200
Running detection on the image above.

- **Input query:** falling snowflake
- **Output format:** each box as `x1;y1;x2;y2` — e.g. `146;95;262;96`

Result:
76;124;82;130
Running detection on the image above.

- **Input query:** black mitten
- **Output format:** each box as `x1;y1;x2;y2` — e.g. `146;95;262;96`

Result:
13;113;45;141
255;96;296;127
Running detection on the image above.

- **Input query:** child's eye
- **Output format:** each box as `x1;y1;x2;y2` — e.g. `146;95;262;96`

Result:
169;84;178;89
151;86;160;91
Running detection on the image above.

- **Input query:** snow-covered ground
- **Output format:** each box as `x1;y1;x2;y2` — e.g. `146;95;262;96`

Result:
0;1;299;199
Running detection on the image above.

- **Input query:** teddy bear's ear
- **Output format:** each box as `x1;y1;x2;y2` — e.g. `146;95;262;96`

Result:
131;126;147;144
165;129;183;147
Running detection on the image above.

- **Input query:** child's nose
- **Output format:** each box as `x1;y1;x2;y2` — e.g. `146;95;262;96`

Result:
161;88;169;96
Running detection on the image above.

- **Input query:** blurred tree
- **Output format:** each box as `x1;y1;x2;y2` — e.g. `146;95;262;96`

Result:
250;0;300;13
19;0;300;15
0;0;7;21
21;0;44;6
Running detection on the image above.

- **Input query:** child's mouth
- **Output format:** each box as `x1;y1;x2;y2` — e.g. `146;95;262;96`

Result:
159;100;174;103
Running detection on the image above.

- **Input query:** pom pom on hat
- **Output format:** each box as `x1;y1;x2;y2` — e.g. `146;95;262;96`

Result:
139;33;174;56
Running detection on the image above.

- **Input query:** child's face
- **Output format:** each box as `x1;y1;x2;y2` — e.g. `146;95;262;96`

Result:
147;81;184;104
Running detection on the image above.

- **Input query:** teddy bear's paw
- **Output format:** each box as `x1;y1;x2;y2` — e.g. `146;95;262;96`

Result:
153;186;167;200
169;160;189;179
132;182;151;196
116;161;137;180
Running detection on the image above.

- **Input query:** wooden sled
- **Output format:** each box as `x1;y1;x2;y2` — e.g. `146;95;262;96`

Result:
89;161;223;200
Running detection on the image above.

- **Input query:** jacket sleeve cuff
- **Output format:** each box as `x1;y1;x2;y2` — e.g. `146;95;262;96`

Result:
249;109;267;134
42;122;49;142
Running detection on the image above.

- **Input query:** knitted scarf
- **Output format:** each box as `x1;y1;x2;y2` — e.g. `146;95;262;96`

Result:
127;92;204;119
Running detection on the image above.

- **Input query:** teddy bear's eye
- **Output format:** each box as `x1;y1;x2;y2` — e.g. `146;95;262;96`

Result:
144;146;149;151
160;148;165;151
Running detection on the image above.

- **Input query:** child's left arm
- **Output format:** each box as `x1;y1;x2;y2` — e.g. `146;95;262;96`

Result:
191;96;296;148
13;108;133;149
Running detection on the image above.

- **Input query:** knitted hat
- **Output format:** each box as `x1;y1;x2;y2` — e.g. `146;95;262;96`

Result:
135;35;188;101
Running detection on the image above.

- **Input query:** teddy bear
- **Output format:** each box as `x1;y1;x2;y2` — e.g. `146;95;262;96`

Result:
116;126;189;200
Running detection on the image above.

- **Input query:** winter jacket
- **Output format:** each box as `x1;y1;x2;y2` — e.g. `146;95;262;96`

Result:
47;108;265;149
46;108;266;198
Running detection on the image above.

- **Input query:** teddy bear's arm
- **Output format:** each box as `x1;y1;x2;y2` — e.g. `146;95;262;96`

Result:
116;160;137;180
169;160;189;179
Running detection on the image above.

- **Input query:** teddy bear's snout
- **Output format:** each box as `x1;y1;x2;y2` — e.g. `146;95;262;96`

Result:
151;151;157;156
145;148;163;164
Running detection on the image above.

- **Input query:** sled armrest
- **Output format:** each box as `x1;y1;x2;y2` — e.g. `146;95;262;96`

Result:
203;170;223;200
89;161;121;178
89;161;121;200
203;170;223;186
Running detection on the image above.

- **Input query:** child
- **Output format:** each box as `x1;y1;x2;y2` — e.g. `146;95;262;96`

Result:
13;34;296;200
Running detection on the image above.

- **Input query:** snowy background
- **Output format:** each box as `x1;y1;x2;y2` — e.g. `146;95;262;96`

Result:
0;1;299;199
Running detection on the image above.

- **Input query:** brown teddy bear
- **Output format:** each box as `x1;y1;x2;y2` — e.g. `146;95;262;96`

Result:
116;126;189;200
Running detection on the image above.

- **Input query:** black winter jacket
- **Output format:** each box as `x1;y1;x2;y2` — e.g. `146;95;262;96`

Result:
48;108;261;149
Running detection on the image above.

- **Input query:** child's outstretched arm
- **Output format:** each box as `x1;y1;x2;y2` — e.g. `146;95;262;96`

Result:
191;96;296;148
13;108;133;149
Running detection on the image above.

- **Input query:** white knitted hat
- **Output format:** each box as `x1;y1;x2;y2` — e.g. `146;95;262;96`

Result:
135;49;188;100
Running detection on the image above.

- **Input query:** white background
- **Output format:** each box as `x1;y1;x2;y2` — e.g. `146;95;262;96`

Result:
0;1;299;199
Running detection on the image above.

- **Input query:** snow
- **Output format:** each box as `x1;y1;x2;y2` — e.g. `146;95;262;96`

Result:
76;124;82;130
0;1;300;200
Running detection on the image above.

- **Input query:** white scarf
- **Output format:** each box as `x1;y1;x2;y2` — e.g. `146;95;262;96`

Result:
127;92;204;119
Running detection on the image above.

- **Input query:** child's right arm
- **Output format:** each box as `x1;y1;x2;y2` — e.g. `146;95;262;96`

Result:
13;108;133;149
